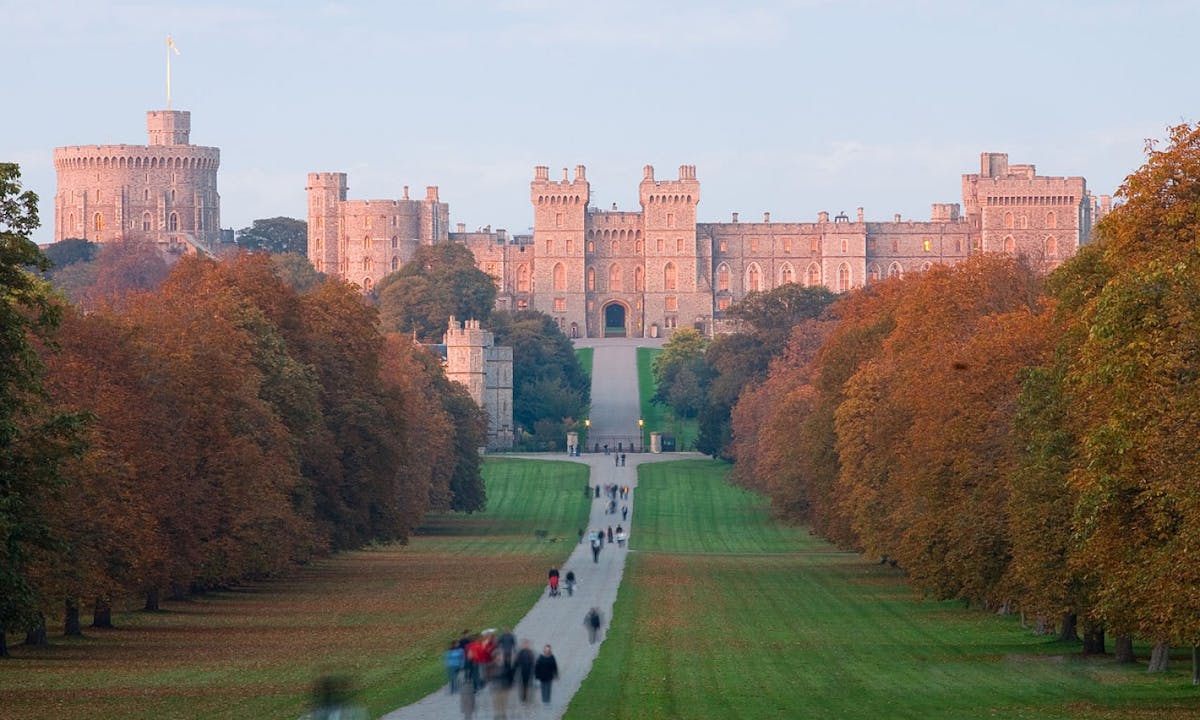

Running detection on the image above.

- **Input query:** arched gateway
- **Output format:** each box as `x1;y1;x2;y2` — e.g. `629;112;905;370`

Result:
603;302;628;338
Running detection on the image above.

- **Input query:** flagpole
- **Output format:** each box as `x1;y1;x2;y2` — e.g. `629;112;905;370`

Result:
166;36;172;109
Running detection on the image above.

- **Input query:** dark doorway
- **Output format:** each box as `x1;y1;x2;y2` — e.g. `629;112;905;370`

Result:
603;303;627;338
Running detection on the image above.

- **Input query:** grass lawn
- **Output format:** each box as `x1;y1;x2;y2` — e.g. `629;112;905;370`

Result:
636;347;699;451
0;458;591;720
567;459;1200;720
575;346;594;382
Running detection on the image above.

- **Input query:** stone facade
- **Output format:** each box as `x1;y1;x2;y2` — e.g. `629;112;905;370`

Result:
305;173;449;293
443;317;514;450
312;152;1108;338
54;110;221;253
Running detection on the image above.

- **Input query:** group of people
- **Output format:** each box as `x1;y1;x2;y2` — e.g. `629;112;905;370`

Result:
444;629;560;718
588;525;626;562
547;567;577;597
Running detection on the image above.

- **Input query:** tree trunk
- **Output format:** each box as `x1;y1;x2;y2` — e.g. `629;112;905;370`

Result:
1082;622;1106;654
0;629;7;658
1148;641;1170;673
1114;636;1135;664
24;614;47;646
144;589;160;612
64;597;82;637
1057;612;1079;643
92;597;113;629
1034;615;1050;635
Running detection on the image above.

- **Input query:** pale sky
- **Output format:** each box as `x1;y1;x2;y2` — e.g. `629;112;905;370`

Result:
4;0;1195;246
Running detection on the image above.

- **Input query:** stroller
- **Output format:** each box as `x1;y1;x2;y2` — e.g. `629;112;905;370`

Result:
548;569;561;597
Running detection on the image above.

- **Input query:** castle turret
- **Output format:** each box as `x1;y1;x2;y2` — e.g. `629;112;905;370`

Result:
530;164;589;333
639;165;702;336
306;172;347;276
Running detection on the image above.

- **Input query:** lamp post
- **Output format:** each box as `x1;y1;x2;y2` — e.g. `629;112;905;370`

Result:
584;419;590;455
637;418;644;452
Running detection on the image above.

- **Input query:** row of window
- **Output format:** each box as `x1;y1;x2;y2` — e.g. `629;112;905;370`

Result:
1002;211;1060;229
69;211;184;232
986;195;1076;206
59;155;216;171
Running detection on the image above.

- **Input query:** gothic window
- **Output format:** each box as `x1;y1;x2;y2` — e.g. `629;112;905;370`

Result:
1046;236;1058;258
838;263;851;292
1046;211;1057;229
587;267;596;291
170;189;176;203
636;240;643;253
69;212;75;231
780;262;794;285
717;263;730;292
588;241;594;252
364;236;372;251
609;264;622;292
553;262;566;291
664;261;676;290
719;239;727;253
142;212;152;231
783;238;792;253
840;239;848;253
1004;211;1014;229
554;297;566;312
391;257;399;271
363;257;373;273
806;263;820;287
888;262;902;279
810;238;819;253
635;265;644;291
168;212;178;231
144;188;150;201
391;236;398;249
1004;236;1015;253
750;238;758;253
363;277;373;292
868;264;880;282
94;212;104;231
747;263;761;293
717;296;731;311
612;240;619;255
517;264;530;293
923;238;932;252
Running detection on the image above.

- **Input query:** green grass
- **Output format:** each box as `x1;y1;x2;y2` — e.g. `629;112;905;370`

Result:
567;459;1200;720
575;346;594;381
0;458;591;720
636;347;699;451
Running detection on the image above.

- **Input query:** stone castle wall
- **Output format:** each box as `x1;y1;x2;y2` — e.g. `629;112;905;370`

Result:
54;110;221;253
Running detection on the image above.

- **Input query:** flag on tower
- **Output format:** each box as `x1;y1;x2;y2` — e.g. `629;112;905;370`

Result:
168;36;180;55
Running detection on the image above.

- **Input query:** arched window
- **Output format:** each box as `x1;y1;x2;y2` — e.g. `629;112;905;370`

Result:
363;277;372;292
1046;211;1057;229
664;262;676;290
868;264;880;282
609;264;622;292
391;236;398;249
746;263;761;293
611;240;619;255
1046;236;1058;258
888;262;903;278
806;263;821;287
838;263;851;292
170;189;176;203
143;188;150;201
553;262;566;291
168;212;178;231
517;264;530;293
94;212;104;231
1004;236;1015;253
364;236;372;251
717;263;730;292
1004;211;1014;229
587;267;596;291
635;240;643;253
779;262;794;285
142;212;152;231
363;257;373;273
587;241;594;253
391;257;400;271
635;265;644;291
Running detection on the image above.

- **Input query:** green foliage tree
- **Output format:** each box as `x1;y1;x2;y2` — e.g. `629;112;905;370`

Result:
376;243;497;342
40;238;98;270
235;216;308;255
651;327;709;418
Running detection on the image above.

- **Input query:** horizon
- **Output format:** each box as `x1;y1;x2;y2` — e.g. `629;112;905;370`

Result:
5;1;1194;246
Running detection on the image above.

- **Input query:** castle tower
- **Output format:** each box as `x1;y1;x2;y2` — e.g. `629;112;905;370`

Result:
444;317;513;450
530;166;589;335
54;109;221;253
640;165;702;337
306;172;347;276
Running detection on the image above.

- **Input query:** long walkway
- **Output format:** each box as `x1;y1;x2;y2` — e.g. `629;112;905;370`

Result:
381;339;675;720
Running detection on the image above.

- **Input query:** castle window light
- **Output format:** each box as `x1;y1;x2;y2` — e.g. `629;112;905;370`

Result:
1046;236;1058;258
588;240;594;252
1046;211;1057;229
888;262;902;279
609;264;623;292
657;238;664;252
837;263;851;292
144;188;150;201
168;212;178;231
588;267;596;290
517;264;530;292
635;265;644;291
750;237;758;253
923;238;932;252
717;296;731;311
717;263;730;291
719;238;727;253
746;263;761;292
665;296;678;312
636;240;643;253
1004;236;1015;253
363;257;373;273
554;262;567;291
391;257;399;271
142;212;152;231
552;297;567;312
806;263;820;287
94;212;104;232
811;238;819;253
664;261;677;290
840;239;848;253
780;262;794;285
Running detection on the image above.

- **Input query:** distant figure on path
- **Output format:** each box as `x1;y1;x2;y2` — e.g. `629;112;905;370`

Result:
565;569;576;596
498;628;516;671
584;607;603;644
622;505;628;521
591;534;602;563
534;645;559;704
514;640;535;704
444;641;464;694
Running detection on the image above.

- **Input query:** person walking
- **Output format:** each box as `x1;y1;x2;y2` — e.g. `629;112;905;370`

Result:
533;644;559;705
590;533;602;563
584;607;603;644
444;641;464;695
564;569;576;596
514;640;535;704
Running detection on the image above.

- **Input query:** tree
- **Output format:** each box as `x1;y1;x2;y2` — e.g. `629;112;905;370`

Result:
376;243;497;342
0;163;85;655
651;327;709;418
40;238;98;270
235;217;308;255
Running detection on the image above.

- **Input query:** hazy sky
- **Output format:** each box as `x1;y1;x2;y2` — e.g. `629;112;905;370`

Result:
4;0;1195;246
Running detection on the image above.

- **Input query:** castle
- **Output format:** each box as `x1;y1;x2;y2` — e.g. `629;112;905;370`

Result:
311;154;1110;338
442;318;514;450
53;109;222;254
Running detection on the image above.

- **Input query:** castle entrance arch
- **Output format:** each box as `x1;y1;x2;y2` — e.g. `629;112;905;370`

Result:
602;302;628;338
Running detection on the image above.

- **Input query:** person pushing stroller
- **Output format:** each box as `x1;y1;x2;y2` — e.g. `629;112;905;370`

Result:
548;567;561;597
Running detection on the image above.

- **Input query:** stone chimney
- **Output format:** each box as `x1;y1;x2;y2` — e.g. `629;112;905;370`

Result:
763;212;770;222
818;211;829;223
732;212;739;223
857;207;864;222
